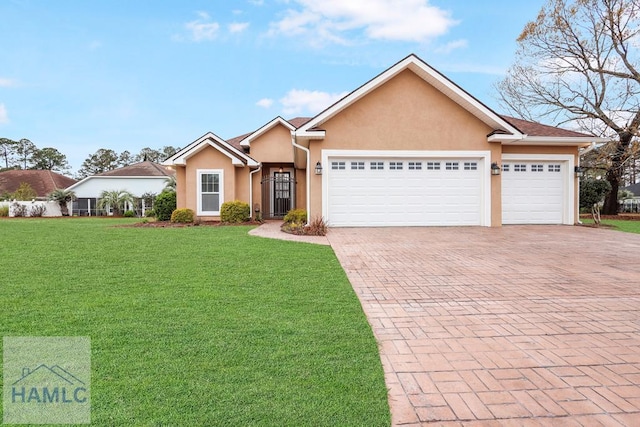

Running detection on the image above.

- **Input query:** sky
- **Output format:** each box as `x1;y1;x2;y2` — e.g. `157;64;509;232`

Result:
0;0;547;175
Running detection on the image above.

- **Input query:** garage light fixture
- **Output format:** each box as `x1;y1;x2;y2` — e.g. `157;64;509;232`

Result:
491;162;501;175
314;161;323;175
574;166;584;178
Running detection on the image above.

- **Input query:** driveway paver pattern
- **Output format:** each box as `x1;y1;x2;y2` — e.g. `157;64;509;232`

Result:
327;225;640;426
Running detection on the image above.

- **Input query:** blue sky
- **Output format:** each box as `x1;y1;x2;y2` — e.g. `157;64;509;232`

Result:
0;0;546;174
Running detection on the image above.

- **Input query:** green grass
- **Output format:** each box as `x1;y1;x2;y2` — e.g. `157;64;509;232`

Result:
0;218;390;426
581;218;640;234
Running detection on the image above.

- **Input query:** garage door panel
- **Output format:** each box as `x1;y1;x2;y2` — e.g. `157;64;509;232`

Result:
502;162;565;225
327;157;483;227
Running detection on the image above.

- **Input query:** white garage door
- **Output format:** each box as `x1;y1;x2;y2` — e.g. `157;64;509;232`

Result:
327;157;483;227
502;162;565;224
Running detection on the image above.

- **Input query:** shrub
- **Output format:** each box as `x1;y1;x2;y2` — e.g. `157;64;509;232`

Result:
11;202;27;217
145;209;156;217
0;205;9;217
123;210;136;218
29;204;46;217
283;209;307;225
171;208;195;223
220;200;250;223
304;216;328;236
12;182;37;201
155;191;176;221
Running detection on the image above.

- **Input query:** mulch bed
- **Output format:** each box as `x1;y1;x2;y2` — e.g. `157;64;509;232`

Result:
579;214;640;221
128;220;263;228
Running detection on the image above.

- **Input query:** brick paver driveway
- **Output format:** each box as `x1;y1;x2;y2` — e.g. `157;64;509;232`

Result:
327;225;640;426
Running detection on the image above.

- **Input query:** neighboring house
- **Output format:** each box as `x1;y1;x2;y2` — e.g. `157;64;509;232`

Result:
66;161;174;216
621;182;640;212
0;169;76;199
163;54;606;227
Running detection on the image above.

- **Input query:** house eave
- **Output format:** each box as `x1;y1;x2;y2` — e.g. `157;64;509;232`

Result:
499;136;609;146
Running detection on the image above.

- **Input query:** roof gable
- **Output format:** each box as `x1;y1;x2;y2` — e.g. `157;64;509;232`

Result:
297;54;522;138
163;132;258;167
239;117;296;148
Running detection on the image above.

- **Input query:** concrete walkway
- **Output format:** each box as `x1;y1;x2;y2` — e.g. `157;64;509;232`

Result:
248;220;330;245
327;226;640;426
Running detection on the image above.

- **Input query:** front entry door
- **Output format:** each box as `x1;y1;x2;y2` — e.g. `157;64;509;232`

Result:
273;172;291;217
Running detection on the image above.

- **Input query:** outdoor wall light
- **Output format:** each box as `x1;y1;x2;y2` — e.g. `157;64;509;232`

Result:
574;165;584;178
491;162;501;175
314;161;323;175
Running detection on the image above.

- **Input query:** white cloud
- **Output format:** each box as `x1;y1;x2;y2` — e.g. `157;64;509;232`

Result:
280;89;349;115
185;12;220;41
0;104;9;125
256;98;274;108
269;0;457;45
229;22;250;33
0;78;17;88
434;39;467;54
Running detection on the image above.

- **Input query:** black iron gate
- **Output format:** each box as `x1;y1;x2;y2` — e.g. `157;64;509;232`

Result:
261;173;296;218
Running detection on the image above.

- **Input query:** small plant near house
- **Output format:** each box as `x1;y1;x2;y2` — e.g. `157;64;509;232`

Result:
305;216;328;236
10;202;27;217
29;204;47;217
123;210;136;218
97;189;135;216
171;208;195;223
145;209;156;217
220;200;250;223
580;178;612;225
0;205;8;216
154;190;176;221
283;208;307;225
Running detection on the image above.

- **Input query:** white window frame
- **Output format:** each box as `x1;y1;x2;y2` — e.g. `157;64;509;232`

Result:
197;169;224;216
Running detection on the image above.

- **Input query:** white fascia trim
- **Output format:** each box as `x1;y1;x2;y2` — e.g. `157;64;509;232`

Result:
298;54;522;137
165;133;257;167
240;117;296;147
294;130;326;140
487;134;525;143
321;149;492;227
501;153;575;225
505;136;609;146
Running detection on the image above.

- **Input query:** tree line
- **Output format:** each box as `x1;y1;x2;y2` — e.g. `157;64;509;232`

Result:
0;138;179;179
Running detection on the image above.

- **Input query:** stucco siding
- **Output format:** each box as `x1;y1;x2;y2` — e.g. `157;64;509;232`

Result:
249;124;294;163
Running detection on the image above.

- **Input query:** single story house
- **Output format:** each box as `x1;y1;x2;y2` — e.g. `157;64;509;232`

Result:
163;54;605;227
66;161;174;216
0;169;76;199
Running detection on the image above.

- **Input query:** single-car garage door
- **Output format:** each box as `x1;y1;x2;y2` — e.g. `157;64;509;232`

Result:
502;161;565;224
327;157;484;227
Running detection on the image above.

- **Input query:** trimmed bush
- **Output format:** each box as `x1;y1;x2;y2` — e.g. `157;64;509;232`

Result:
123;210;136;218
11;202;27;217
283;209;307;224
29;204;47;217
220;200;250;223
155;190;176;221
171;208;195;223
145;209;156;217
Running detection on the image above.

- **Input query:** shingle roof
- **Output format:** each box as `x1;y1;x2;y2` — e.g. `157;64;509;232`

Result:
0;169;77;197
500;116;593;138
97;161;175;177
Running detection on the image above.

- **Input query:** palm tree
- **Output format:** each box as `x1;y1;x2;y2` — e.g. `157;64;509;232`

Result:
48;188;76;216
97;189;135;216
163;175;176;192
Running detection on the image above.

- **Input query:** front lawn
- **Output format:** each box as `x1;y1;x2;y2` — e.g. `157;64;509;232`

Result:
0;218;390;426
581;218;640;234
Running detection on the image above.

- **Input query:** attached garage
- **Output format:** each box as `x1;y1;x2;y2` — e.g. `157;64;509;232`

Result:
323;151;491;227
501;155;574;225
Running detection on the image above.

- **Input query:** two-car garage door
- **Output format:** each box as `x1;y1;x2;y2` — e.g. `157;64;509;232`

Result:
325;154;571;227
326;156;484;227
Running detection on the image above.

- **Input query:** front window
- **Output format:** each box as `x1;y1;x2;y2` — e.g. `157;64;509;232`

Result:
197;169;223;215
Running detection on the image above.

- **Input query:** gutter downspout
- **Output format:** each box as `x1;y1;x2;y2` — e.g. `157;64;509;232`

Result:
249;163;262;219
291;132;310;226
576;142;597;225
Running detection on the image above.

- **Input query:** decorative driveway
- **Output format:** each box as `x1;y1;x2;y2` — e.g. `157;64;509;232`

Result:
327;226;640;426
